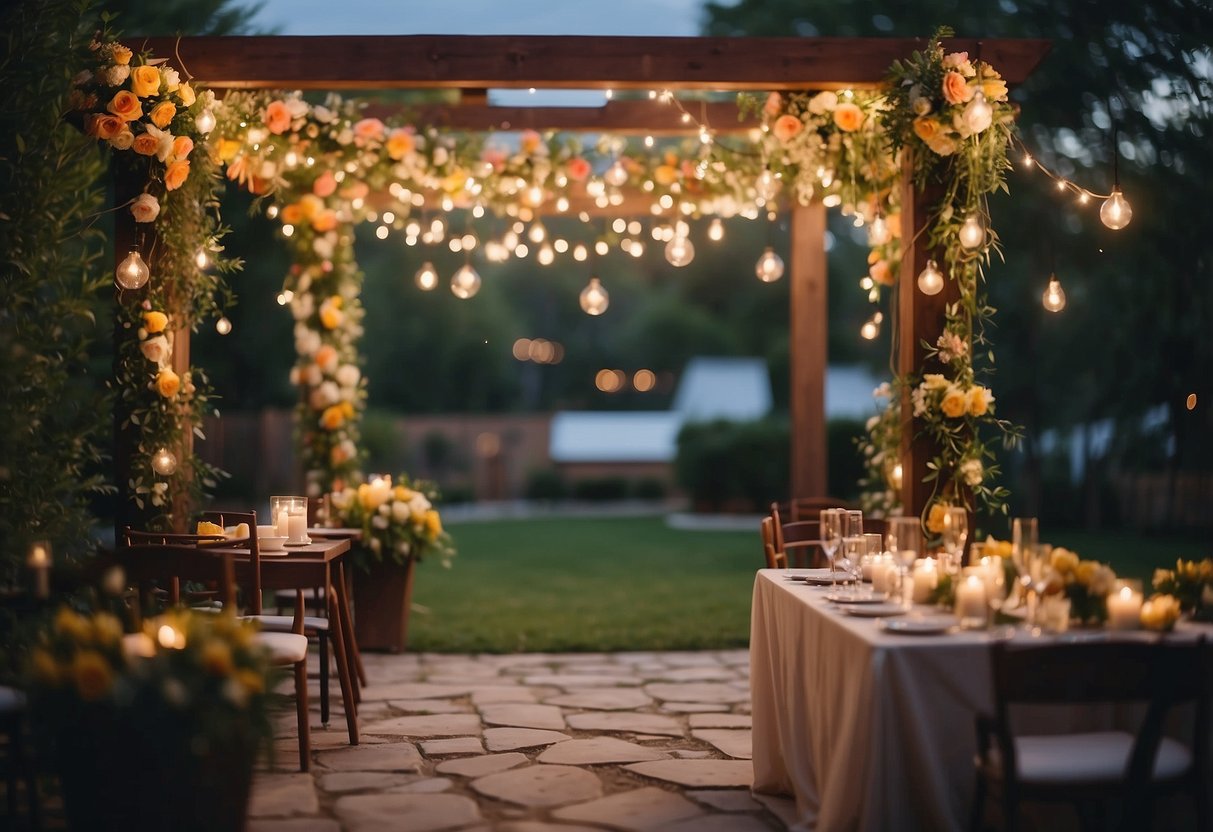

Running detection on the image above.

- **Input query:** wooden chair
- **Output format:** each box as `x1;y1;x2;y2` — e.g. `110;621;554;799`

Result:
117;521;314;772
759;516;785;569
774;497;856;522
769;503;828;568
971;639;1211;832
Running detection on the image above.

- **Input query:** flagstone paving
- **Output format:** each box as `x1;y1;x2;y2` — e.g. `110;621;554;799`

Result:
249;649;795;829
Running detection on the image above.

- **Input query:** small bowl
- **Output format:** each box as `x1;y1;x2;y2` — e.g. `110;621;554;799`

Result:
256;525;288;552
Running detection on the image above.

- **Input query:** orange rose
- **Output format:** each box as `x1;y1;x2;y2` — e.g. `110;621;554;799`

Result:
311;210;338;233
88;114;124;140
130;65;161;98
156;368;181;398
164;159;190;191
177;82;196;107
280;203;304;225
111;44;133;65
385;128;415;160
171;135;193;160
132;133;160;157
217;138;241;162
264;100;291;134
941;386;968;419
926;503;949;535
869;260;894;286
654;165;678;186
833;102;864;132
143;311;168;333
942;71;974;105
772;114;803;142
913;116;941;143
320;405;345;430
312;170;337;197
314;344;338;371
763;91;783;117
149;101;176;128
107;90;142;122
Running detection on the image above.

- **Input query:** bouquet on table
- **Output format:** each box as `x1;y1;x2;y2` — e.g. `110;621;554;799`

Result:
1153;558;1213;621
329;474;456;569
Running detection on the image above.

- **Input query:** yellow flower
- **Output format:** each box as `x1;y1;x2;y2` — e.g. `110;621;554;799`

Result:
913;116;941;143
394;485;415;502
149;101;176;128
922;373;949;391
982;537;1013;558
832;102;865;132
197;520;224;536
967;386;994;417
217;139;242;162
201;640;233;676
177;82;196;107
157;367;181;398
90;613;123;646
654;165;678;186
1140;594;1181;632
319;296;344;330
31;648;62;685
1050;547;1079;575
423;509;442;537
385;128;415;160
130;65;161;98
55;607;90;640
237;668;264;695
143;311;168;333
926;502;949;534
72;651;113;701
111;44;133;66
164;159;190;191
107;89;143;122
1074;560;1098;586
940;386;967;418
321;405;345;430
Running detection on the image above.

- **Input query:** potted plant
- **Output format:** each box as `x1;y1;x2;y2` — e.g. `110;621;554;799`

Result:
329;474;455;652
28;607;275;832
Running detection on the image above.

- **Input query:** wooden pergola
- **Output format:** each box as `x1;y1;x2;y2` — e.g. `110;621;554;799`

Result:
141;34;1050;514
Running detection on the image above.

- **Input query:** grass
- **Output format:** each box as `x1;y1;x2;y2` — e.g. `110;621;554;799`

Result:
402;515;1211;654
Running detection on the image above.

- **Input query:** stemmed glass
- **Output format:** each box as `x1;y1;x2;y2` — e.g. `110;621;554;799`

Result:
819;509;843;590
940;507;968;576
888;517;921;608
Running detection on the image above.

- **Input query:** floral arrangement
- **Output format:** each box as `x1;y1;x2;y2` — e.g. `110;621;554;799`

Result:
861;28;1023;526
1152;558;1213;618
330;474;455;569
29;607;275;753
1040;547;1117;624
71;37;238;527
1140;594;1182;632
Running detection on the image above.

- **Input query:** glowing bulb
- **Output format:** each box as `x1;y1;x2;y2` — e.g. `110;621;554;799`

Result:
604;160;628;188
151;447;178;475
528;223;546;244
194;249;209;270
889;463;904;491
579;277;610;316
525;184;544;207
708;218;724;242
537;245;555;266
1042;274;1067;312
116;250;150;290
157;624;185;650
917;259;945;295
868;215;891;246
860;318;880;340
1100;187;1132;230
194;109;216;134
215;316;232;335
573;243;588;262
958;214;985;250
665;235;695;267
755;169;779;203
450;264;481;299
755;247;784;282
414;261;438;291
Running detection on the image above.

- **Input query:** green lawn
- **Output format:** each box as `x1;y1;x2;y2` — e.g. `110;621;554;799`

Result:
403;515;1211;654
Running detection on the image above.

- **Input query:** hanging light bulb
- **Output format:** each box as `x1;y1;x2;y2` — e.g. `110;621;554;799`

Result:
215;316;232;335
755;169;779;203
116;249;150;290
1042;273;1067;312
450;264;481;299
525;184;545;207
889;462;904;491
604;160;629;188
917;259;945;295
194;248;209;270
868;214;891;246
755;247;784;282
528;222;547;244
151;447;178;476
579;277;610;316
860;317;880;340
1100;187;1132;230
194;109;216;134
958;214;985;250
708;218;725;242
665;235;695;267
414;261;438;291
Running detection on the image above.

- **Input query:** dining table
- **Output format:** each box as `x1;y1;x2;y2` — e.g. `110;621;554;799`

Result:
749;568;1212;832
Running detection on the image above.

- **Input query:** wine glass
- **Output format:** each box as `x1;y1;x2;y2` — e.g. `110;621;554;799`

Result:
819;509;843;589
940;507;968;576
839;535;866;593
887;517;921;608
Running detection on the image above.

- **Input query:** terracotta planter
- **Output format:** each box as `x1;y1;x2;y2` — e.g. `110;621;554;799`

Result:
352;553;416;653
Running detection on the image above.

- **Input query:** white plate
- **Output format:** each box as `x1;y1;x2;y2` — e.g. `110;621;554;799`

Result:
283;538;313;547
842;603;906;618
259;549;291;557
824;591;887;605
802;571;852;585
879;615;955;635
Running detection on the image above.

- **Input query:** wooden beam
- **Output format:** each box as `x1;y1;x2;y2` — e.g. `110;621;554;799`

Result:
361;100;758;135
897;155;957;520
790;202;828;498
139;35;1050;91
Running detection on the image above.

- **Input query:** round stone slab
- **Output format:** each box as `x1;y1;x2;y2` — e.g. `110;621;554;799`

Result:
470;765;603;808
623;759;754;788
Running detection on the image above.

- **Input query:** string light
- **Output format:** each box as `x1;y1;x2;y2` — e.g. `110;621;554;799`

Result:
194;248;209;270
958;214;985;250
755;247;784;282
860;311;883;340
450;264;481;299
665;234;695;267
604;160;629;188
215;316;232;335
579;277;610;315
1012;135;1133;228
194;109;216;134
1100;187;1132;230
116;250;150;290
151;447;178;476
414;261;438;291
708;218;725;242
917;259;945;295
1042;274;1067;312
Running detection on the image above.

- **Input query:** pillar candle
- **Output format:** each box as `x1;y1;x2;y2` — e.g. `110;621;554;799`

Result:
287;513;308;544
911;558;938;604
1106;586;1142;630
955;574;987;625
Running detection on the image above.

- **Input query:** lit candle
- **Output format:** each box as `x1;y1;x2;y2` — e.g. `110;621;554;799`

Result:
1106;585;1143;630
871;555;896;595
276;509;290;539
956;573;988;628
912;558;938;604
27;541;51;599
287;512;308;544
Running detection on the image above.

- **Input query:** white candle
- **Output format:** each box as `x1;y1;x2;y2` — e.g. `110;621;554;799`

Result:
287;513;308;544
871;556;896;595
912;558;938;604
1106;585;1142;630
28;543;50;599
276;509;290;539
956;574;987;626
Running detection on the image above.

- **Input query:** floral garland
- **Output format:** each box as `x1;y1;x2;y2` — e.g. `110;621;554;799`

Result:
874;30;1024;530
71;37;237;528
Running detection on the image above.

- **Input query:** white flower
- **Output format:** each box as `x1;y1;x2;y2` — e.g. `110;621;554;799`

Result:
290;293;314;321
377;502;391;516
140;335;170;366
285;97;309;118
396;540;411;555
336;364;360;388
313;236;334;259
309;381;339;409
150;481;169;507
302;364;322;387
247;126;268;144
433;146;449;166
144;124;175;162
865;415;880;431
295;327;320;356
808;91;837;114
408;493;431;517
161;67;180;91
369;537;382;553
337;128;353;145
72;69;93;86
258;160;277;180
391;501;410;523
912;97;932;116
959;95;993;135
312;105;334;123
105;64;130;86
130;192;160;223
1090;565;1117;597
961;458;984;486
371;514;389;529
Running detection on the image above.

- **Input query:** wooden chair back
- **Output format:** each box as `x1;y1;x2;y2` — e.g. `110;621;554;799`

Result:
199;510;262;613
780;520;825;568
759;516;786;569
774;497;855;522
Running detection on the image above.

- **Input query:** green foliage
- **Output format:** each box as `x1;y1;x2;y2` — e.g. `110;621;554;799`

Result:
524;469;568;501
570;477;630;502
675;418;790;511
99;0;267;35
0;0;113;574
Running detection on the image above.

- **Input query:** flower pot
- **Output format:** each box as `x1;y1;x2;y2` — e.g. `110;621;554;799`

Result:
53;717;257;832
352;553;416;653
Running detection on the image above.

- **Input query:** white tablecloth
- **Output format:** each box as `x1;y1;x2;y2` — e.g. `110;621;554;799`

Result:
748;568;1209;832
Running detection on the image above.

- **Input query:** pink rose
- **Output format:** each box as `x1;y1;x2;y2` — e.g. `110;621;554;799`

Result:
312;170;337;197
264;100;291;134
772;114;803;142
763;92;783;117
130;192;160;223
353;118;385;145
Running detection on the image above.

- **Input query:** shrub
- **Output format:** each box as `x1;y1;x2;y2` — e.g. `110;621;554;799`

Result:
525;469;568;501
571;477;630;502
633;477;669;501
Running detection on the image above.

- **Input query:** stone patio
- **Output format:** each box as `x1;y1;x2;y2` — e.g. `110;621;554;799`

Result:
250;649;797;831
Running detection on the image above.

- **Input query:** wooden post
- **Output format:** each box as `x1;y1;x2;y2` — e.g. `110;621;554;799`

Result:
897;155;957;520
113;164;143;541
789;201;828;498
